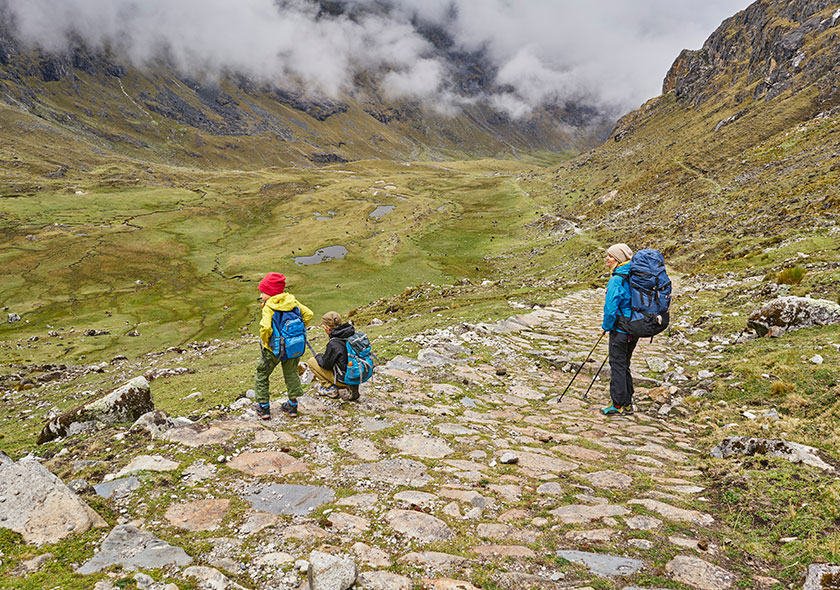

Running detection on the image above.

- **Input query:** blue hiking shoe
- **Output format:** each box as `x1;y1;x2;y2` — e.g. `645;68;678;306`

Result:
281;399;298;417
256;403;271;420
602;404;621;416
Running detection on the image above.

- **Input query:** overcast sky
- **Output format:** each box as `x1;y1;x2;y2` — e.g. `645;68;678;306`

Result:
4;0;753;117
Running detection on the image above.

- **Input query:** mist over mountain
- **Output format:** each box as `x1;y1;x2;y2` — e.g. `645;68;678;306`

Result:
2;0;751;118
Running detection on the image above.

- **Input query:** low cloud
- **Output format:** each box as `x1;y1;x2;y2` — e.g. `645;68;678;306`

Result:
3;0;752;117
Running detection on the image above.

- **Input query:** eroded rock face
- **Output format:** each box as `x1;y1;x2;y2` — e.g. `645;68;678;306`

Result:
38;376;153;444
747;296;840;337
0;452;107;545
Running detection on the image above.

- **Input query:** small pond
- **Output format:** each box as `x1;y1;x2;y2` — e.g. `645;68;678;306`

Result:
294;245;348;265
369;205;396;218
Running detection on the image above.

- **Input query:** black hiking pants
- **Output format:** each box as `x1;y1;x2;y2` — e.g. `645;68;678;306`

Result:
609;331;637;408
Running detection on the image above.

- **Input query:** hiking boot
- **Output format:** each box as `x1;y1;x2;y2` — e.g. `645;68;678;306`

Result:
339;384;360;401
280;400;298;417
317;384;339;398
622;405;634;415
601;404;621;416
256;403;271;420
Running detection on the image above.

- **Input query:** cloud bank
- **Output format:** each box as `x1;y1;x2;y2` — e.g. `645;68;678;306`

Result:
3;0;752;117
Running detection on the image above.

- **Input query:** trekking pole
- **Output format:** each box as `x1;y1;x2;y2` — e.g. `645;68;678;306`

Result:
583;354;610;399
556;331;604;403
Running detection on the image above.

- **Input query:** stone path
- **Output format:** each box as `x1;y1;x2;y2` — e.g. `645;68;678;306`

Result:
27;288;777;589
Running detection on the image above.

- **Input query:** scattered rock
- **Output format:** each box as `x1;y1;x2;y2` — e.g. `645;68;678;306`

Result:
557;550;643;577
386;509;453;543
499;452;519;464
421;578;480;590
7;313;20;323
583;470;632;489
227;451;308;476
243;484;335;516
358;571;411;590
308;551;357;590
0;452;107;545
646;357;670;372
803;563;840;590
628;499;714;525
665;555;736;590
93;476;141;499
342;458;432;487
711;437;836;472
550;504;629;524
77;525;192;574
38;376;153;444
390;434;454;459
165;499;230;531
747;296;840;337
111;454;179;479
184;565;247;589
810;354;824;365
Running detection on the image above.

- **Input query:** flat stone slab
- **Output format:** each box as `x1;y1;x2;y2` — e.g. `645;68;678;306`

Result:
228;451;308;477
629;499;714;525
77;524;192;574
665;555;736;590
476;524;537;544
341;459;432;487
343;439;382;461
436;423;478;435
358;571;412;590
390;434;454;458
0;453;107;546
564;528;616;543
472;544;536;559
625;515;663;530
399;551;468;569
394;490;438;507
243;484;335;516
583;470;633;489
327;511;370;533
163;424;233;447
165;499;230;531
556;445;606;461
359;417;394;432
94;476;141;499
337;493;380;508
550;503;629;524
386;509;453;543
501;450;577;473
112;455;179;479
508;385;545;400
422;579;480;590
557;550;643;577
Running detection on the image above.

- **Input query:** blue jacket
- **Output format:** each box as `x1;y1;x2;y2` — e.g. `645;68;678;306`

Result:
602;261;631;332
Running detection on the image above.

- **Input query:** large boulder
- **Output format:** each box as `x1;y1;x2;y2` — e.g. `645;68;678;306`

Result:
711;437;836;472
0;452;107;546
308;551;357;590
38;376;153;444
77;524;193;574
747;296;840;337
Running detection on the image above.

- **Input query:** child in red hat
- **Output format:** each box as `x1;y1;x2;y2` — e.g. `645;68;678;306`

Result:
255;272;313;418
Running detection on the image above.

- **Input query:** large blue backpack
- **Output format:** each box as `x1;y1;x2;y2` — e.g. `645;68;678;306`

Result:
337;332;375;385
269;307;307;360
615;249;672;338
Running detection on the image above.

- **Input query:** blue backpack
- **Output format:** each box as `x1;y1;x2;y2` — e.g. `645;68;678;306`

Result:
615;249;672;338
338;332;375;385
269;307;307;360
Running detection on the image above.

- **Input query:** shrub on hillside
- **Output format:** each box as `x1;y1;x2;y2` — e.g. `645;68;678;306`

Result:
777;267;805;285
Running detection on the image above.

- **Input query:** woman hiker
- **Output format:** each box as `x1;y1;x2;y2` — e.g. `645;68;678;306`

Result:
601;243;637;416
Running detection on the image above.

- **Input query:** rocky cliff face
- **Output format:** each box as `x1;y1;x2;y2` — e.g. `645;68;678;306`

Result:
663;0;840;107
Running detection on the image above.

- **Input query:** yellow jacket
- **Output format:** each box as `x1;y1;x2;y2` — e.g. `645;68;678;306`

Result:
259;293;314;350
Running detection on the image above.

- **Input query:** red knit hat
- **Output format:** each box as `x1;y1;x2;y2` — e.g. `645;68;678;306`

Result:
258;272;286;296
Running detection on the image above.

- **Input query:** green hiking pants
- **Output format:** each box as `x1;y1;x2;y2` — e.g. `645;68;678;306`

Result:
255;348;304;405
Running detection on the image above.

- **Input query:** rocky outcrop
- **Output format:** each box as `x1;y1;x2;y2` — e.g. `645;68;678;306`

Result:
0;452;107;545
38;376;154;444
747;296;840;336
711;437;836;472
663;0;840;106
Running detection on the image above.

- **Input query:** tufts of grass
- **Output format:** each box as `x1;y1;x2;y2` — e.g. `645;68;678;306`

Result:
777;267;806;285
